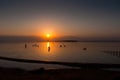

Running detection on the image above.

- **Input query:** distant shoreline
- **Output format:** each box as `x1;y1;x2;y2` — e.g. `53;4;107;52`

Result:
0;40;120;43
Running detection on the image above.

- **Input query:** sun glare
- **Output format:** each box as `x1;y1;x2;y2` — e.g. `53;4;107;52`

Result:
46;34;51;38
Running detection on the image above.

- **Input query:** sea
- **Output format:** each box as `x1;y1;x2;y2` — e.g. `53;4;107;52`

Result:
0;42;120;70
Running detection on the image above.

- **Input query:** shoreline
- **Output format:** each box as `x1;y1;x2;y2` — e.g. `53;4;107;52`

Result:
0;56;120;69
0;54;120;80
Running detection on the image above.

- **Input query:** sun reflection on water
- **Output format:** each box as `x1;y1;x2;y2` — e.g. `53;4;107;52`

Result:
35;42;61;60
47;42;51;52
47;42;50;48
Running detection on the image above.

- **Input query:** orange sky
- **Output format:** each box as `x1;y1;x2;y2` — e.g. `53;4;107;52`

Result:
0;0;120;40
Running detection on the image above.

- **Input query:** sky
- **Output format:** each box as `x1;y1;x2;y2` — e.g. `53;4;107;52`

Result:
0;0;120;40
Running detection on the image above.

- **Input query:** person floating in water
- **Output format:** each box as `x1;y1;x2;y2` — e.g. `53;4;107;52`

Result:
83;48;87;50
60;45;62;47
25;43;27;48
59;44;66;47
63;45;66;47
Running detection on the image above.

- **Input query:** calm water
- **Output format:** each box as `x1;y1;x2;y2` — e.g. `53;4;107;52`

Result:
0;42;120;70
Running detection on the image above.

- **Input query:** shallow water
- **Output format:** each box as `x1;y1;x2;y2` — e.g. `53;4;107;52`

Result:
0;42;120;70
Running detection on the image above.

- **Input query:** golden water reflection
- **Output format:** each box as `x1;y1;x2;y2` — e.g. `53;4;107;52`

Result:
34;42;72;61
47;42;50;52
40;42;59;54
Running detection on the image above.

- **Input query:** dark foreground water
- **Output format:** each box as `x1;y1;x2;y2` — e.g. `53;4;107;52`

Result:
0;42;120;70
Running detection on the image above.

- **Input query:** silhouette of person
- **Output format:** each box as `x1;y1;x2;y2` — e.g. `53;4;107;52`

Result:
48;46;50;52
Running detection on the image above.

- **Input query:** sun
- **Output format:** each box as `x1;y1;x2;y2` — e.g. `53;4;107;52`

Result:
46;34;51;38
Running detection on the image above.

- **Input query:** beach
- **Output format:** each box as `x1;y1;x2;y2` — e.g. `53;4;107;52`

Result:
0;67;120;80
0;54;120;80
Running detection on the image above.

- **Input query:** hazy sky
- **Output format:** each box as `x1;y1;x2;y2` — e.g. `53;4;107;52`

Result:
0;0;120;39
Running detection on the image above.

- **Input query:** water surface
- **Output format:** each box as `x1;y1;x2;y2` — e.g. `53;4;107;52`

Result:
0;42;120;70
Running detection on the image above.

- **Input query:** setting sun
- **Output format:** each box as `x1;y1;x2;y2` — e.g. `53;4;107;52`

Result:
46;34;51;38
